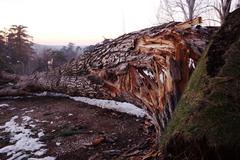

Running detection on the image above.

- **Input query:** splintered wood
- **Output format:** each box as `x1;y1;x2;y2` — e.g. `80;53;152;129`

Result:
0;18;212;135
85;18;210;134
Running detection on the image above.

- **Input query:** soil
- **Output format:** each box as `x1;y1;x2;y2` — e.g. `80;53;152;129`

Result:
0;96;155;160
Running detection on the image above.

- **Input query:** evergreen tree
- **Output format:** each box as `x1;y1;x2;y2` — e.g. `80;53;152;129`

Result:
7;25;34;73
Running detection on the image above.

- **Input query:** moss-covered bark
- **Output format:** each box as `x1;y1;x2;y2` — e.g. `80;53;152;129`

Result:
160;9;240;160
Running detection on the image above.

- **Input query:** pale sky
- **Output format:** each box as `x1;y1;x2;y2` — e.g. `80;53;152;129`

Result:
0;0;160;45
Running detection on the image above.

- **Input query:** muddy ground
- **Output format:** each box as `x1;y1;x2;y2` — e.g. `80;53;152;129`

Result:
0;97;155;160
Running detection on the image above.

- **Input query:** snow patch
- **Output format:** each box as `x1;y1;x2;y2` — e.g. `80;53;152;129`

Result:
33;91;66;97
70;96;147;117
0;103;9;107
30;124;37;128
56;142;61;146
1;91;148;118
24;109;34;114
35;92;148;118
34;149;47;156
8;82;14;86
22;115;31;122
0;115;55;160
38;130;44;138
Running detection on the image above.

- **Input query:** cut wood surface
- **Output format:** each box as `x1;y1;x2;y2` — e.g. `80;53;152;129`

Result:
0;19;215;136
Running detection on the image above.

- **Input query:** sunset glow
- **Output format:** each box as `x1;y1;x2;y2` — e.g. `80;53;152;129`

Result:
0;0;159;45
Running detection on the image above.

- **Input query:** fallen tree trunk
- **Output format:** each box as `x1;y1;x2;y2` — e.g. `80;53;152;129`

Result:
0;18;214;137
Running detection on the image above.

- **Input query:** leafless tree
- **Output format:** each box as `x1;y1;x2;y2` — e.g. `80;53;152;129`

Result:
212;0;232;24
156;0;208;23
176;0;198;20
156;0;175;23
156;0;240;25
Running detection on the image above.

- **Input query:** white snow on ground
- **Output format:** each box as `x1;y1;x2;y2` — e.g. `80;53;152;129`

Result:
33;91;66;97
32;91;148;117
1;91;148;118
38;130;44;138
56;142;61;146
0;115;55;160
70;96;147;118
0;104;9;107
24;109;34;113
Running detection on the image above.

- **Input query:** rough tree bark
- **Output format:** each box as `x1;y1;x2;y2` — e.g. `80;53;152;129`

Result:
160;8;240;160
0;18;214;138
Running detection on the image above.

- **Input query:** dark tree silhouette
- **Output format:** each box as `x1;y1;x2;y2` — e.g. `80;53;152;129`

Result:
0;31;6;54
60;43;78;61
7;25;34;73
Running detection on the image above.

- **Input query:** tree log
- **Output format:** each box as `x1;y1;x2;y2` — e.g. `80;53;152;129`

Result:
0;19;215;137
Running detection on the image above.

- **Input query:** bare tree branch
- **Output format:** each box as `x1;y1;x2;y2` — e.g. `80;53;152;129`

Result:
156;0;209;23
213;0;232;24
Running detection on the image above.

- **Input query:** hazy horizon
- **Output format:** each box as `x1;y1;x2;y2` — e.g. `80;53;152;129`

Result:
0;0;160;46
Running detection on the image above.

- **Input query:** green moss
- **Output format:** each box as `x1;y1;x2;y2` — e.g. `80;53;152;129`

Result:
58;128;81;137
160;35;240;150
186;49;208;92
57;125;87;137
160;45;210;145
220;39;240;77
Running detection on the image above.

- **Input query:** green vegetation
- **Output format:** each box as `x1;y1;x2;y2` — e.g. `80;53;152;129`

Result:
160;9;240;160
162;40;240;143
58;127;84;137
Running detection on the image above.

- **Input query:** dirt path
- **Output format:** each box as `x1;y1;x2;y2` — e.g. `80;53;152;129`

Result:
0;97;155;160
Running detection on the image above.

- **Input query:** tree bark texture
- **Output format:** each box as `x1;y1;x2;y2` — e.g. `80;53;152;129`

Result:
160;8;240;160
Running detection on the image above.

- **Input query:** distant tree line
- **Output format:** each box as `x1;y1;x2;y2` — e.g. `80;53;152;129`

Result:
37;43;83;72
0;25;83;74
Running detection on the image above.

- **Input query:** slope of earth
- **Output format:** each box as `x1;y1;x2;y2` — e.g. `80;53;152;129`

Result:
0;97;155;160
